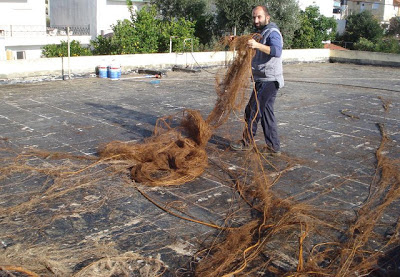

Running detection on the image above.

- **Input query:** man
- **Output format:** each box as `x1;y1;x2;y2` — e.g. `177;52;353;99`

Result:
230;5;284;156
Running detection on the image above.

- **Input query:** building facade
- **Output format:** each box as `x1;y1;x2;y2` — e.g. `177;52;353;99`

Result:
0;0;48;60
0;0;148;60
344;0;400;23
49;0;149;40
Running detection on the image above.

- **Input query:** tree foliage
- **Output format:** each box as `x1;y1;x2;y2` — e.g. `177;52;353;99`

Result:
150;0;215;46
387;16;400;36
90;5;199;55
264;0;301;49
215;0;300;48
42;40;92;57
215;0;260;35
354;37;400;54
292;6;337;49
340;11;383;47
159;17;199;53
130;5;160;53
150;0;206;21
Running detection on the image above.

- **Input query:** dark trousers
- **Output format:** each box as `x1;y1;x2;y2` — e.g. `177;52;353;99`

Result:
244;81;280;151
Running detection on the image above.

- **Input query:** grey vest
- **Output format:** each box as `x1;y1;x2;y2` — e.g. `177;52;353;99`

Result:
251;25;284;88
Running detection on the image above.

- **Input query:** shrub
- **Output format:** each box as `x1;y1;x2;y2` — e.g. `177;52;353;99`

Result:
42;40;92;57
353;37;376;52
90;34;118;55
354;37;400;54
376;37;400;54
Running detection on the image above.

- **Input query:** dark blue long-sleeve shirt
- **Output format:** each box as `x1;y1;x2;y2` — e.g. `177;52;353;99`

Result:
267;31;283;57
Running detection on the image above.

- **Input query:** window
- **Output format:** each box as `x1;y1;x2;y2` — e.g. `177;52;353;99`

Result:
16;51;26;60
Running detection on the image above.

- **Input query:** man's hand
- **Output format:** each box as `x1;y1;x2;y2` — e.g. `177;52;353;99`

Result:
247;39;260;49
247;38;271;55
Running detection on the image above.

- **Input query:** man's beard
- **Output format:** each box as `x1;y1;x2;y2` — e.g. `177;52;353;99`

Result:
254;19;268;30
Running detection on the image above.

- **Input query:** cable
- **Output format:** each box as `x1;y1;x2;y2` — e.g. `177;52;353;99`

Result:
189;51;222;75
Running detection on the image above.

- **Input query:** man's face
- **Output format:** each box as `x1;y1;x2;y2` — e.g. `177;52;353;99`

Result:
252;7;270;30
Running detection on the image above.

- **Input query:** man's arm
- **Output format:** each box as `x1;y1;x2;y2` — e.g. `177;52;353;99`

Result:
247;31;282;57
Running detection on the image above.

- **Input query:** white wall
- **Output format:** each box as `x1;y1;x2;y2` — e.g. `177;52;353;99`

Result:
383;0;398;21
0;0;46;26
0;0;48;60
2;49;400;80
297;0;334;17
0;37;5;60
0;49;331;79
97;0;134;35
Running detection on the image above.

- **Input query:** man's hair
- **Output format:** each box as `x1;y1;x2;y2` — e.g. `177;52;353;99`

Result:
253;5;270;16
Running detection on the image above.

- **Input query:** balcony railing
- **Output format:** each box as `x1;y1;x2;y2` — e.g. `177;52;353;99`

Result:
0;25;90;37
0;25;46;37
48;25;91;36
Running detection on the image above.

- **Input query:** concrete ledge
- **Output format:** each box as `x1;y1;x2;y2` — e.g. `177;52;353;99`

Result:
0;48;399;80
0;52;234;79
283;48;330;64
330;49;400;67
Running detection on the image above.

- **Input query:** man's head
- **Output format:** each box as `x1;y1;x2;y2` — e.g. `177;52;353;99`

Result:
252;5;270;30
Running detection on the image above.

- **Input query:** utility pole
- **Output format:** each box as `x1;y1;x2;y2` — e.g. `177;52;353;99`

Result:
67;26;71;80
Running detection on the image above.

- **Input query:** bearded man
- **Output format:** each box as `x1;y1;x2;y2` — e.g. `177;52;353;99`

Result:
230;5;284;156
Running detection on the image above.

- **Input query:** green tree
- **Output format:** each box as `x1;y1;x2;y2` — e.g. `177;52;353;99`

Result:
151;0;215;46
130;5;160;53
340;11;384;47
159;17;199;52
90;4;198;54
292;6;337;49
387;16;400;36
215;0;300;48
150;0;206;21
215;0;260;35
265;0;301;49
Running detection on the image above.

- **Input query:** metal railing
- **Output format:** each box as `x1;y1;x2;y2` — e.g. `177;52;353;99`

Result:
0;25;46;37
0;25;90;37
48;25;90;36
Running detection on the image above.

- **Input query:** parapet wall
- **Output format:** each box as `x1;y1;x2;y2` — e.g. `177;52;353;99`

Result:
329;49;400;67
0;49;399;80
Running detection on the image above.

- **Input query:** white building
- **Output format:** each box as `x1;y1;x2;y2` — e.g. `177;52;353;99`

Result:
297;0;335;17
0;0;92;60
345;0;400;23
49;0;150;40
0;0;47;60
0;0;148;60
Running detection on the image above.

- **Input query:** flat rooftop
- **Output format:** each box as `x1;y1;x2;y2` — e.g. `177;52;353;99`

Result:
0;63;399;276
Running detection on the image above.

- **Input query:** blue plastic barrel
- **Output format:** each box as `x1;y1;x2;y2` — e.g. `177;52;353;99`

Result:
109;64;121;80
98;65;108;78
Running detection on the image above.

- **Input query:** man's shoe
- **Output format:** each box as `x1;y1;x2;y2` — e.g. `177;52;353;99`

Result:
230;140;253;151
260;146;281;156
